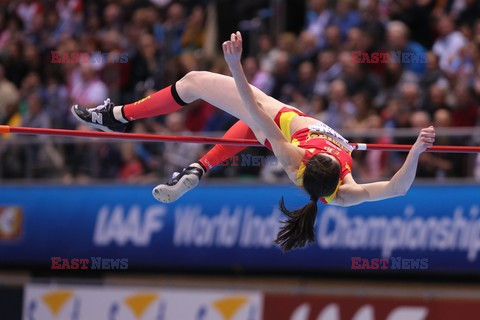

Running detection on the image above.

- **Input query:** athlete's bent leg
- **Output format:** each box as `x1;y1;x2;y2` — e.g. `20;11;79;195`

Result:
152;120;256;203
122;84;186;120
198;120;256;170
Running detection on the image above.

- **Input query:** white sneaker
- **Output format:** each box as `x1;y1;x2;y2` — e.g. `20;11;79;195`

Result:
152;165;204;203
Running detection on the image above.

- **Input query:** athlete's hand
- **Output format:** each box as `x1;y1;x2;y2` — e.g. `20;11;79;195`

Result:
412;126;435;154
223;31;243;69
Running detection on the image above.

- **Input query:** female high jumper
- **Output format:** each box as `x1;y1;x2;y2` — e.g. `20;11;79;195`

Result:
72;32;436;252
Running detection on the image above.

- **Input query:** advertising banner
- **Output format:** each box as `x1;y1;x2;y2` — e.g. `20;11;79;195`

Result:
263;293;480;320
23;283;480;320
23;283;262;320
1;184;480;272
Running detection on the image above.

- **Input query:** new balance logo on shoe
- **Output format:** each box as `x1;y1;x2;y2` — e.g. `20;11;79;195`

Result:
92;112;103;124
71;99;127;133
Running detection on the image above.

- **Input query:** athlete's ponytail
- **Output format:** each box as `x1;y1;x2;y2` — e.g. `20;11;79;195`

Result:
275;196;318;252
275;153;341;252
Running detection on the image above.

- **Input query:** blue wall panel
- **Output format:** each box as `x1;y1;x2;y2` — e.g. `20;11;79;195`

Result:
0;184;479;273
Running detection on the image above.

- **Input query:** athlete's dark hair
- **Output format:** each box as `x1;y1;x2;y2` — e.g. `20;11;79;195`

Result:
275;153;341;252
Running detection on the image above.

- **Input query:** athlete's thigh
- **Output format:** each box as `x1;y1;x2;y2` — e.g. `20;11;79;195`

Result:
184;71;285;126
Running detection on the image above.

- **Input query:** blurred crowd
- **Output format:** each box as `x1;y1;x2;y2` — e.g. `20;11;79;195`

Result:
0;0;479;183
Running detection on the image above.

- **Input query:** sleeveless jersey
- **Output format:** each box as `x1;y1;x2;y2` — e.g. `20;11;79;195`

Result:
266;107;353;203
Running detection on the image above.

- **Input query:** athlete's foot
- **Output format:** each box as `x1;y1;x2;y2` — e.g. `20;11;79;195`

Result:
152;164;205;203
71;98;128;132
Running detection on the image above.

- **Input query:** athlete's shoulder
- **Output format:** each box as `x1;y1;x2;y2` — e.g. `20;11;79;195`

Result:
341;173;356;185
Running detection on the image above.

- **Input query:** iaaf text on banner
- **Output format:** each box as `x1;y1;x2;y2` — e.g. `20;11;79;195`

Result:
263;293;480;320
0;184;479;272
24;284;262;320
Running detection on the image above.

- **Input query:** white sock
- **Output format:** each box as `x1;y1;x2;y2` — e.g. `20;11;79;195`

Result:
112;106;129;123
189;162;205;173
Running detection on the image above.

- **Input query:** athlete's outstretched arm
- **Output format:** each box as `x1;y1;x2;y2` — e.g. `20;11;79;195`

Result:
223;32;304;172
332;126;436;207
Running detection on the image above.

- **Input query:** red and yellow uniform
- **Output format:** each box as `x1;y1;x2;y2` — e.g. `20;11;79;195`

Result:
266;107;353;204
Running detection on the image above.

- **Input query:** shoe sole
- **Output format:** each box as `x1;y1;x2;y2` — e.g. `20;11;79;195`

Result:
70;105;115;133
152;175;198;203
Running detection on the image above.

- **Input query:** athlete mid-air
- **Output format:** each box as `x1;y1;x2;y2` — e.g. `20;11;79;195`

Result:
72;32;436;251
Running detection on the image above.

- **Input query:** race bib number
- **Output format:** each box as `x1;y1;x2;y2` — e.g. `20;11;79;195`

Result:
308;122;353;152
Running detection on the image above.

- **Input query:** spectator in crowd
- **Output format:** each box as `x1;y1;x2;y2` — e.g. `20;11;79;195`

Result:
0;64;19;124
423;82;450;115
181;5;206;52
55;0;83;37
291;61;316;111
322;25;343;52
449;42;476;79
433;15;468;73
408;110;446;178
21;91;50;131
101;3;122;34
276;32;297;57
155;2;186;57
118;142;145;182
388;0;435;48
385;21;427;75
313;49;341;96
456;0;480;28
358;1;385;51
20;91;64;178
69;63;108;107
433;108;469;177
324;79;356;129
256;33;281;74
420;51;445;91
306;0;332;48
399;82;423;112
162;113;203;175
291;31;318;68
243;56;273;95
128;32;164;99
343;26;367;52
340;57;380;97
383;98;411;129
16;0;44;32
62;123;100;184
2;40;28;87
331;0;360;40
270;51;295;102
353;112;391;181
44;74;69;128
451;82;479;127
374;59;417;109
343;91;375;130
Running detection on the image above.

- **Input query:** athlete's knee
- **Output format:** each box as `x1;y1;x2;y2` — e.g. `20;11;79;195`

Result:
176;71;210;102
179;71;210;86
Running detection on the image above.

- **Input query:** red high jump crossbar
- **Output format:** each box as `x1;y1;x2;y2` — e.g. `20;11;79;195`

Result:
1;125;480;153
